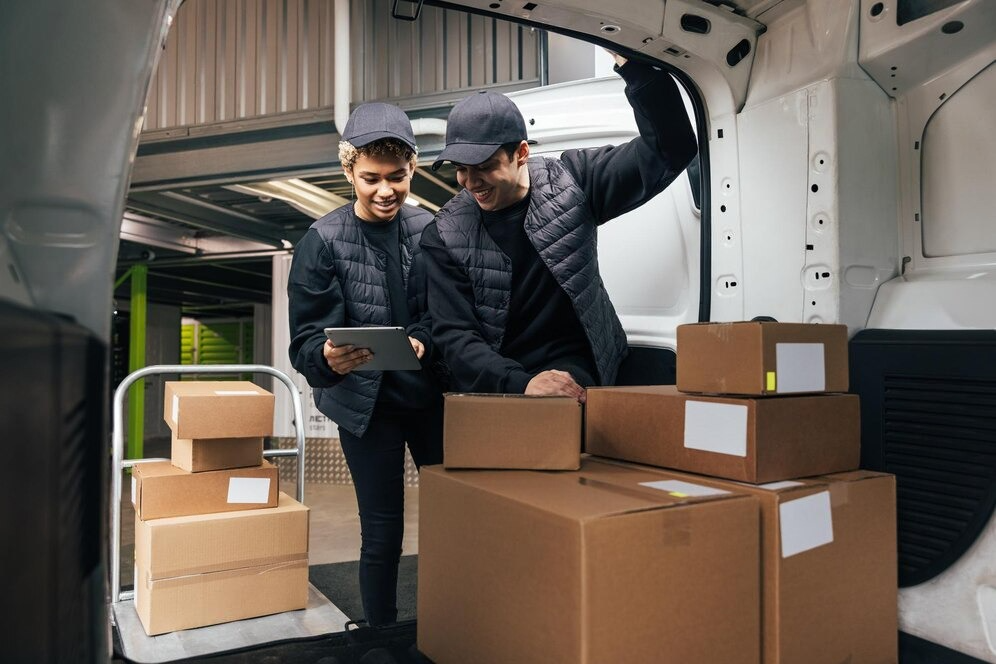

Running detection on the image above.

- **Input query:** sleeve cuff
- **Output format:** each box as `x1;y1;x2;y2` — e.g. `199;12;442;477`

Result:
504;369;534;395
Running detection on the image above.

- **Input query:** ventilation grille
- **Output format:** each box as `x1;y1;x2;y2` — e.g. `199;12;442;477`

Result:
882;374;996;585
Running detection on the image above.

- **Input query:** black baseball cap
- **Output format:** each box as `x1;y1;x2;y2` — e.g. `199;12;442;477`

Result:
431;90;534;170
340;102;417;151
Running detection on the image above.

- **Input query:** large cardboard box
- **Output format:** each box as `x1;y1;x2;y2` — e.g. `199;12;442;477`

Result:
676;321;849;395
651;466;898;664
132;460;279;520
418;459;760;664
134;492;309;635
164;380;274;439
171;432;264;473
586;385;859;483
443;393;581;470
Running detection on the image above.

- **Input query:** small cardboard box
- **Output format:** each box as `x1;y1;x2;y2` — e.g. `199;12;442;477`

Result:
171;432;264;473
164;380;274;439
586;385;859;483
418;459;760;664
443;393;582;470
676;321;849;395
134;492;309;636
652;466;897;664
132;460;279;520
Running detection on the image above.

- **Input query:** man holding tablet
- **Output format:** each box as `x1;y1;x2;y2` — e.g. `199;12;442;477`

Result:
287;103;444;628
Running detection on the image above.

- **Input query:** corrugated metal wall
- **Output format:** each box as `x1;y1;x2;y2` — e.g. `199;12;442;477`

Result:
143;0;541;131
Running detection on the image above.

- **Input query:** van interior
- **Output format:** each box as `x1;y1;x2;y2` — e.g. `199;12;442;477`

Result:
2;0;994;661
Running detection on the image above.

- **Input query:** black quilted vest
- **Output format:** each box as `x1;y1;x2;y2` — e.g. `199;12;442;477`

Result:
434;157;628;385
311;205;432;436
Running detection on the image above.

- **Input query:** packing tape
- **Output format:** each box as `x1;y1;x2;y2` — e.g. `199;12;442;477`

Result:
150;557;308;589
829;480;850;507
149;552;307;582
576;477;694;548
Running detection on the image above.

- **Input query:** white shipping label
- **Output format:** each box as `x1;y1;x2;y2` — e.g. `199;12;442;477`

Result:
758;480;804;491
640;480;730;498
775;343;826;393
780;491;834;557
214;390;261;395
684;401;748;457
131;476;136;505
227;477;271;504
171;394;179;423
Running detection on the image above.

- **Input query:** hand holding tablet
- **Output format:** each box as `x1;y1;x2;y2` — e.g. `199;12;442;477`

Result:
324;326;422;372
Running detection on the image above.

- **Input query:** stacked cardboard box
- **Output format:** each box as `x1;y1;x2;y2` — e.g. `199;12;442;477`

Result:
421;387;761;662
132;380;310;636
442;393;582;470
585;322;898;664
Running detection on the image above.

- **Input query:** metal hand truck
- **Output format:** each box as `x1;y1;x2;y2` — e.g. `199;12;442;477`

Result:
110;364;306;603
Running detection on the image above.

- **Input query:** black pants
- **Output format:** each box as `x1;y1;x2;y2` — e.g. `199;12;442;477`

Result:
338;402;444;626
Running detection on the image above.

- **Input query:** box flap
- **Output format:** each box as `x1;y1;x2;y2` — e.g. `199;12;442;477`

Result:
165;380;269;397
423;459;747;522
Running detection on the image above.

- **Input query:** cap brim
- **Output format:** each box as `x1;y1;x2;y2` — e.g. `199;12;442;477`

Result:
430;142;503;171
345;129;416;151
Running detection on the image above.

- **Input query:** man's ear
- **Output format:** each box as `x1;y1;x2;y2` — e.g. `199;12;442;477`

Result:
343;167;353;185
516;140;530;166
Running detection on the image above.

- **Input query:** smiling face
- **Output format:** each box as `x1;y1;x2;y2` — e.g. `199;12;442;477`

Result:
346;151;414;223
455;141;530;212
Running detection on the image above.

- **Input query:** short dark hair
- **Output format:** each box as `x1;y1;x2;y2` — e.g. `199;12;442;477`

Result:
497;141;523;161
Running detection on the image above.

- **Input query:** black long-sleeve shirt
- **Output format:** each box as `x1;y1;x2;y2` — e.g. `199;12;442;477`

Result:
287;205;437;410
419;60;697;394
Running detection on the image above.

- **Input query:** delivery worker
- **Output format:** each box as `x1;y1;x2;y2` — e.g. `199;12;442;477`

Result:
419;53;696;400
288;103;443;627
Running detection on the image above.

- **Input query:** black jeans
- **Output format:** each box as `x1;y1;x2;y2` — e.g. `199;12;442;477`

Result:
338;401;444;626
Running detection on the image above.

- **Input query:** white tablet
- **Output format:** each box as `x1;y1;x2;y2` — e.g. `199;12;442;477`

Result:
323;326;422;371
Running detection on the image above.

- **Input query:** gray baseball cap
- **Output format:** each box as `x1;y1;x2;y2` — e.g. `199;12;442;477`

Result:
431;90;533;170
340;102;417;151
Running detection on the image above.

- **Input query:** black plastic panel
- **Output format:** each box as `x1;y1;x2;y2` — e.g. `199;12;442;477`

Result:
900;631;986;663
615;346;676;386
0;300;109;662
850;329;996;587
898;0;964;26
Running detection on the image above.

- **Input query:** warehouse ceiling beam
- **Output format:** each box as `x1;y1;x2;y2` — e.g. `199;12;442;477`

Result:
127;192;287;247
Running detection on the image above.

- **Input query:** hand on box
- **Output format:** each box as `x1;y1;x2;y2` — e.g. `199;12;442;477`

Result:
525;369;586;404
409;336;425;360
324;339;371;375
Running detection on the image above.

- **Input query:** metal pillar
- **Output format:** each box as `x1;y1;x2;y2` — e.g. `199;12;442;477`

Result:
127;264;148;459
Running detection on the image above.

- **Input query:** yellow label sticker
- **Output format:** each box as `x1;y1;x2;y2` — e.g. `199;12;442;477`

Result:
766;371;776;391
669;491;688;498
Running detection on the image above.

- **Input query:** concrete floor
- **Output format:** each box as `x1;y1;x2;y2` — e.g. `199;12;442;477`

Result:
302;483;421;565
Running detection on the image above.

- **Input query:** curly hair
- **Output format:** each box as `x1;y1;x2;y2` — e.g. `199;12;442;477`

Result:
338;138;418;172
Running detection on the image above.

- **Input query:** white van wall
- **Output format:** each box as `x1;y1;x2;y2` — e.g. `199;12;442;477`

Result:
271;253;338;438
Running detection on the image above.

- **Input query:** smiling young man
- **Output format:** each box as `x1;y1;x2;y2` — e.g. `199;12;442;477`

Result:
287;102;444;627
419;55;697;400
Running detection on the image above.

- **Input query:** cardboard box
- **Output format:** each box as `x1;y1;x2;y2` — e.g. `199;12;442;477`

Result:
586;385;859;483
171;432;264;473
132;460;279;520
676;321;849;395
134;492;309;635
418;459;760;664
443;393;581;470
164;380;274;439
648;466;897;664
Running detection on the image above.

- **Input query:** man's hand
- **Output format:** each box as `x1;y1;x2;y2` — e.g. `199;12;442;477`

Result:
324;339;371;375
525;369;586;403
409;336;425;360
